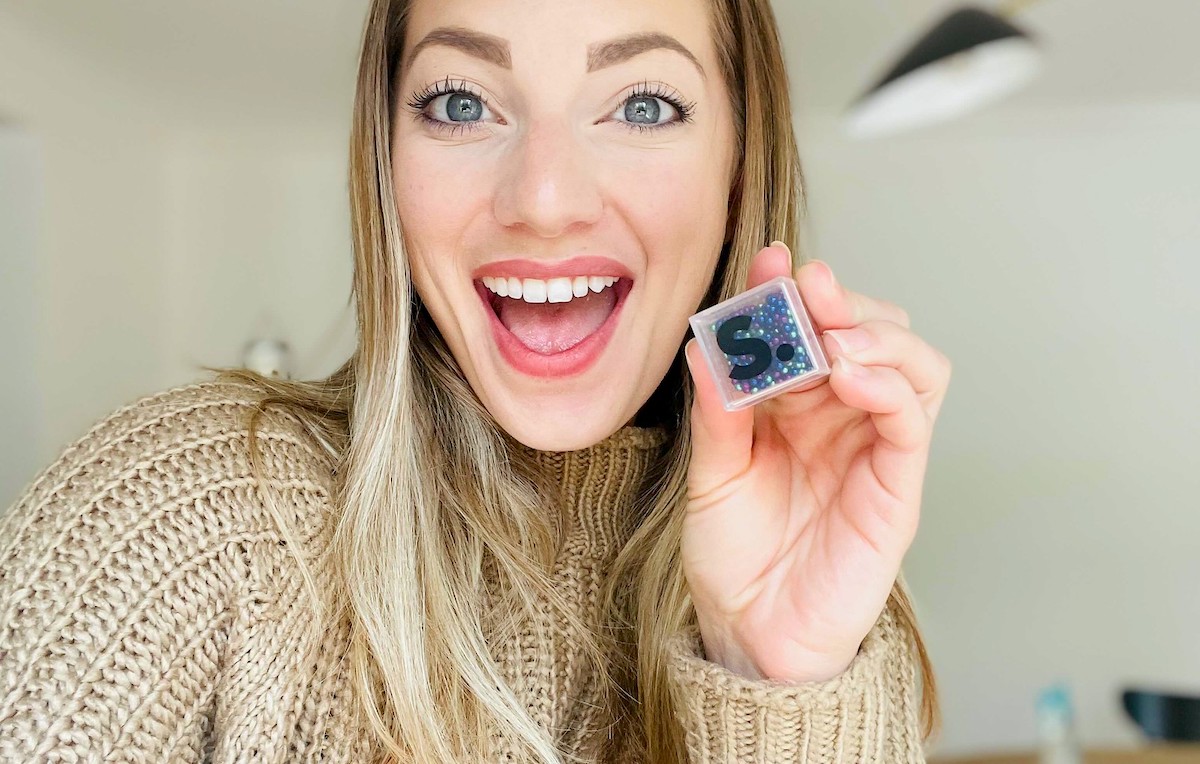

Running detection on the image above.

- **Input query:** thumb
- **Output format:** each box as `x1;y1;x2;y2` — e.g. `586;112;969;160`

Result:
684;337;754;496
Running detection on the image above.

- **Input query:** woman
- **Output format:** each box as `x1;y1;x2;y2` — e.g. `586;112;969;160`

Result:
0;0;951;760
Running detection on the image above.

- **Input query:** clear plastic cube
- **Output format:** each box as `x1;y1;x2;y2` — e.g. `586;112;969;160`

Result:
688;275;831;411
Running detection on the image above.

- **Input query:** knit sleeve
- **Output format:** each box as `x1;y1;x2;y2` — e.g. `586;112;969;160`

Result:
663;585;926;763
0;383;264;762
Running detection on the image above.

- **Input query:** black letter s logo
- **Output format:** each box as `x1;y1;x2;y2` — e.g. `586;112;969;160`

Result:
715;315;772;380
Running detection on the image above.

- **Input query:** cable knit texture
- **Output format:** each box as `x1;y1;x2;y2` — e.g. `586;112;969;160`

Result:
0;378;925;762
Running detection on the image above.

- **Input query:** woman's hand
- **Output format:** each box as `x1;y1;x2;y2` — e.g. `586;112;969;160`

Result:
681;242;952;683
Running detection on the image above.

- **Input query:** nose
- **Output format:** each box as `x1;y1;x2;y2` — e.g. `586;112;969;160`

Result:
492;117;603;239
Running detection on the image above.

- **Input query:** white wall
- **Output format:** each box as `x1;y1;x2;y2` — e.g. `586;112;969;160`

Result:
0;9;355;476
0;127;44;508
162;128;356;385
796;100;1200;756
0;11;171;472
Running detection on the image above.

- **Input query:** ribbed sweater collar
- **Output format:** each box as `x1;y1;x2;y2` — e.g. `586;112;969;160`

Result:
512;424;671;555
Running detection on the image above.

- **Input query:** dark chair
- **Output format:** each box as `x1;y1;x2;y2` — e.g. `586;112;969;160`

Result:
1121;688;1200;741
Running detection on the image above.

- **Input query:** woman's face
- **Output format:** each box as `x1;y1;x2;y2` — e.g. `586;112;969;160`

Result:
392;0;737;451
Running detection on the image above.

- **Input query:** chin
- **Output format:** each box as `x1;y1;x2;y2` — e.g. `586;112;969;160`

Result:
491;404;628;452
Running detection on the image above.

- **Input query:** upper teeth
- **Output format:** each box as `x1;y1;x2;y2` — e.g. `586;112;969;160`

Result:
482;275;618;304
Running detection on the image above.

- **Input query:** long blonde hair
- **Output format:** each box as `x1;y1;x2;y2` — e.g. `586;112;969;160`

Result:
208;0;941;760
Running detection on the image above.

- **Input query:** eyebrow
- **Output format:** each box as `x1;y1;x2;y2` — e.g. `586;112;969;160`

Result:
403;26;706;82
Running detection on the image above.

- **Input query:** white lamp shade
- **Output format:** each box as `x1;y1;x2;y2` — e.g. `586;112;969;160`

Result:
844;7;1044;139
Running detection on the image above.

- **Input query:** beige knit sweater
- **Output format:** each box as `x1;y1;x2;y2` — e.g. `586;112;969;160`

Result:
0;379;925;762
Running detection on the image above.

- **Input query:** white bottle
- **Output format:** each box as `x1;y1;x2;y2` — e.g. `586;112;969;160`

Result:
1036;683;1082;764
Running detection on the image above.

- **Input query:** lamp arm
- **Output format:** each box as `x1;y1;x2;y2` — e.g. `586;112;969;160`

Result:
996;0;1050;18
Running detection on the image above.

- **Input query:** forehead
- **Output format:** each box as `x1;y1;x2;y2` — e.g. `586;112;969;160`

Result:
401;0;716;75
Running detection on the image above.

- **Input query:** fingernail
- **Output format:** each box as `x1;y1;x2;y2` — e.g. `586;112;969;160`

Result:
824;327;872;355
769;240;790;255
836;355;869;377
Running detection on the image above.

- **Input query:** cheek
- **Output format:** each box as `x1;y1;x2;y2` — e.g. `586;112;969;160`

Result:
608;146;727;242
608;147;728;295
391;139;494;253
391;141;492;331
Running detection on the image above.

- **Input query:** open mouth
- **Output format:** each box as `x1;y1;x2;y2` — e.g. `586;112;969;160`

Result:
474;276;633;355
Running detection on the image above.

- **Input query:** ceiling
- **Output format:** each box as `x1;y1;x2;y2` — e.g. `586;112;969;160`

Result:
0;0;371;128
780;0;1200;114
2;0;1196;128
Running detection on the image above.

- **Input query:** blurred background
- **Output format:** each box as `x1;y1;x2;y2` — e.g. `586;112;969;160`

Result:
1;0;1197;759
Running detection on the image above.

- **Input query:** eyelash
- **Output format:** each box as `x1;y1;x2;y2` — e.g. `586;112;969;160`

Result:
403;76;697;137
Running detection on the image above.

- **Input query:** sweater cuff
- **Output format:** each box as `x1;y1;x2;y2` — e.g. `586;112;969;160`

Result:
664;599;920;763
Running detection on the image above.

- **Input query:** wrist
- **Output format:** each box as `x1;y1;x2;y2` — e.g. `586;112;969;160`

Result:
697;618;860;683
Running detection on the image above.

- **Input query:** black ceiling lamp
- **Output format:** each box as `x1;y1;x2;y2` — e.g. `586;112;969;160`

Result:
844;0;1047;138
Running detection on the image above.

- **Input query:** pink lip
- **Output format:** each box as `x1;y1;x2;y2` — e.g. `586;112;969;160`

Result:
472;256;634;281
474;277;633;379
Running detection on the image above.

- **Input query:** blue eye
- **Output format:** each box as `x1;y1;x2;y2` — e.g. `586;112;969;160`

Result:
442;92;485;122
624;96;664;123
405;77;495;137
406;77;696;137
612;81;697;134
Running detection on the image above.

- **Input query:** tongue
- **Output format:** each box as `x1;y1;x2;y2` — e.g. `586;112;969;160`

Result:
497;289;618;354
